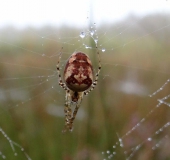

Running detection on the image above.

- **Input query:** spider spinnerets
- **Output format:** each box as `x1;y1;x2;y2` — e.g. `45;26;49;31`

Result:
57;48;101;132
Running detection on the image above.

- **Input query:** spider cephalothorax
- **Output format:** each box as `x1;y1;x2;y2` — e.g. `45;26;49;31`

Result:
57;49;101;132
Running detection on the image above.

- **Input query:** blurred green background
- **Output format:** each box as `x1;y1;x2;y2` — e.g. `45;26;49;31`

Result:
0;14;170;160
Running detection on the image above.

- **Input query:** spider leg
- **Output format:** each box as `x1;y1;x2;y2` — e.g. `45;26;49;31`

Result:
69;92;84;130
56;48;68;91
62;90;73;133
84;46;101;95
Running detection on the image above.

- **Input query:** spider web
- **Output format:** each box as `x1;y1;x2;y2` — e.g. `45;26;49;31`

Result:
0;4;170;160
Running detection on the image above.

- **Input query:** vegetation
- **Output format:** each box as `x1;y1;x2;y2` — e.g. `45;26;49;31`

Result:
0;14;170;160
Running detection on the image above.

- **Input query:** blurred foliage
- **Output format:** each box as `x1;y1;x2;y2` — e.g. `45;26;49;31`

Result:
0;14;170;160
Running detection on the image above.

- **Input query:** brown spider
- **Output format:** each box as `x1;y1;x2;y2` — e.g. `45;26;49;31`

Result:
56;47;101;132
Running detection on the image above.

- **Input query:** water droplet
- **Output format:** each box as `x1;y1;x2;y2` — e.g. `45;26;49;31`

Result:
158;99;163;104
46;79;48;81
14;153;18;156
80;32;85;38
41;36;44;39
90;30;94;36
156;103;161;107
159;128;163;132
21;148;24;151
108;155;112;159
106;150;110;154
102;48;106;52
148;137;152;141
120;144;124;147
2;155;6;159
156;144;159;147
94;39;98;44
136;144;141;149
42;54;45;56
113;145;116;148
141;118;145;122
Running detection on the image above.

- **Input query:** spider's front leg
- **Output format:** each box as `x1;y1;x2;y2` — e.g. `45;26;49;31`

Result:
56;49;68;91
84;47;101;96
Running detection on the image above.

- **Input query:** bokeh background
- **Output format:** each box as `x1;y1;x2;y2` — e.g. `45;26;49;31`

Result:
0;0;170;160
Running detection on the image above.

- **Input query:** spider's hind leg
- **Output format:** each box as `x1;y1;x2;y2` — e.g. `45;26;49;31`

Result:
62;90;73;133
69;92;84;129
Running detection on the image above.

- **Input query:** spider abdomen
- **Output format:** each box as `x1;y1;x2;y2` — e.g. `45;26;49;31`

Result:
64;52;93;92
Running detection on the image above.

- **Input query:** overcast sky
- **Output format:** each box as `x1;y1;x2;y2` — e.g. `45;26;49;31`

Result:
0;0;170;28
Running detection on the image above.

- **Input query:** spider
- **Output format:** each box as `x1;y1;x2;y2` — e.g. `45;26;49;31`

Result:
56;47;101;132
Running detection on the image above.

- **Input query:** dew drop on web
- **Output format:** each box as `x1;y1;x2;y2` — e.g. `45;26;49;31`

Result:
90;30;94;36
102;48;106;52
79;31;85;38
